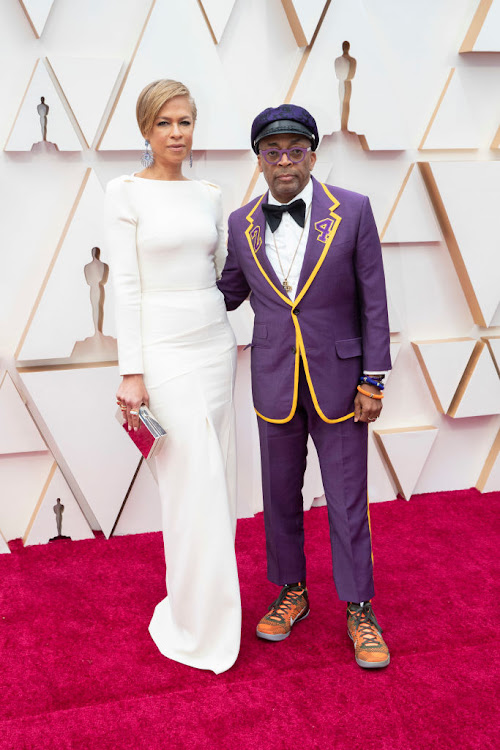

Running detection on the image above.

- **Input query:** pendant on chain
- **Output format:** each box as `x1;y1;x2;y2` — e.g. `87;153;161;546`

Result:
283;279;292;293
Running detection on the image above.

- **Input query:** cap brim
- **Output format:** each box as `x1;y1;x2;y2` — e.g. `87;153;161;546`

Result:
254;119;315;149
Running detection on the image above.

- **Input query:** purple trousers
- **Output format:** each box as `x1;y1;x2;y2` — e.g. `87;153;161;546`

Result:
257;364;374;602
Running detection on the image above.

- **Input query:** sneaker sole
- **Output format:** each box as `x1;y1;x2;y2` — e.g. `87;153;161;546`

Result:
256;607;310;641
355;654;390;669
348;630;390;669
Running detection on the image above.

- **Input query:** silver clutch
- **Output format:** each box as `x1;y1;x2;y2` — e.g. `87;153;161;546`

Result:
116;405;167;459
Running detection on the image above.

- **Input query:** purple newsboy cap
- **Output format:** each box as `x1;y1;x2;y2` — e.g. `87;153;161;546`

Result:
251;104;319;154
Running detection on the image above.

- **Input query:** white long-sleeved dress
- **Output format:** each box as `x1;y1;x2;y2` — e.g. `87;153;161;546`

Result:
105;174;240;674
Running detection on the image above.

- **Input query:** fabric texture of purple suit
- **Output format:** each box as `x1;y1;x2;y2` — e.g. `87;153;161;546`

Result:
218;175;391;601
218;176;391;424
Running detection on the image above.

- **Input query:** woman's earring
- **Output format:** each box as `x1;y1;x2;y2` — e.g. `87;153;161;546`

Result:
141;140;154;168
189;150;193;168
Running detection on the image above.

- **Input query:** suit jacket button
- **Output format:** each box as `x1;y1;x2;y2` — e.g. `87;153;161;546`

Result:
293;308;300;315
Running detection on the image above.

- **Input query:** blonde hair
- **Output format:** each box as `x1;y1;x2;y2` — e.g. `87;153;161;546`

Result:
136;79;197;138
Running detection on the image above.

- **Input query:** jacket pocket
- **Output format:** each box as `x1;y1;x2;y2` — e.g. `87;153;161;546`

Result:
253;323;268;340
335;337;363;359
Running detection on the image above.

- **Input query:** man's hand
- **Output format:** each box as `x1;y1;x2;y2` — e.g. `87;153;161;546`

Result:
354;383;383;423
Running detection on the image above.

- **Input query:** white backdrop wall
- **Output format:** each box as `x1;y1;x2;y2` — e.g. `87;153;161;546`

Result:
0;0;499;547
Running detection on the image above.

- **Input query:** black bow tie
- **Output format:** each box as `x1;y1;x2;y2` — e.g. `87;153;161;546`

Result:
262;198;306;233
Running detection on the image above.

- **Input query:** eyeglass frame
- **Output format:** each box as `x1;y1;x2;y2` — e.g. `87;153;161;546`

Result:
259;146;311;165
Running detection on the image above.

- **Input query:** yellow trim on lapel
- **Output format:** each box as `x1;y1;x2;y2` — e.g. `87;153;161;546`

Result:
245;195;292;307
293;182;342;308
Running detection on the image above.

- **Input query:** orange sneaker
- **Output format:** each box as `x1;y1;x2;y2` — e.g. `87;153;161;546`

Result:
256;583;309;641
347;602;390;668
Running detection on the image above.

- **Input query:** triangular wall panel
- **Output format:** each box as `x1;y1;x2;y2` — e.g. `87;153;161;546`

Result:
5;59;82;151
381;164;442;243
199;0;237;43
460;0;500;52
99;0;247;150
18;0;55;37
411;339;476;413
473;0;500;50
419;67;500;150
0;452;53;540
281;0;328;45
112;461;162;536
374;426;439;500
483;336;500;377
0;529;10;554
18;170;117;362
48;57;123;148
291;0;407;149
420;161;500;327
0;374;47;454
476;430;500;492
367;433;398;503
451;346;500;419
24;464;94;545
19;366;141;538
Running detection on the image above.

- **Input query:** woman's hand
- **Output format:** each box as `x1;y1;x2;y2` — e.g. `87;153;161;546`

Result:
354;383;383;424
117;374;150;431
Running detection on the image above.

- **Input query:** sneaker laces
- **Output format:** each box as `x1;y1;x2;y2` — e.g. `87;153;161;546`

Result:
266;584;306;625
348;602;383;649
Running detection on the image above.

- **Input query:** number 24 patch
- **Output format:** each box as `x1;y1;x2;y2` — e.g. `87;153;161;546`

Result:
314;218;335;243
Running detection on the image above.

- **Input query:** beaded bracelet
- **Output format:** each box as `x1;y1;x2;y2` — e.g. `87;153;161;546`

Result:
357;385;384;400
359;375;385;390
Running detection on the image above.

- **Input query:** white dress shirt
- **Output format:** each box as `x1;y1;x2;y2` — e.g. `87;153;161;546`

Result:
264;178;313;301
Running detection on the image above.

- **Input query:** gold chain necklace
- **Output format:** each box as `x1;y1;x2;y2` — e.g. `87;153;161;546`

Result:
272;203;312;294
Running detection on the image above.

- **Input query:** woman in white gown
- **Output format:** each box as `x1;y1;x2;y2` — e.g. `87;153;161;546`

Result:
105;80;241;674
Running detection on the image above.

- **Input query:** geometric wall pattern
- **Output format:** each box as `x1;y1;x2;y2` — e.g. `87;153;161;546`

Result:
17;169;117;363
18;0;55;38
23;463;94;546
412;338;500;418
476;428;500;492
0;531;9;554
5;58;83;151
198;0;237;43
48;57;123;149
450;343;500;419
18;366;141;539
419;67;500;150
374;426;439;501
380;164;442;244
98;0;248;151
420;162;500;328
1;0;499;547
483;335;500;375
460;0;500;52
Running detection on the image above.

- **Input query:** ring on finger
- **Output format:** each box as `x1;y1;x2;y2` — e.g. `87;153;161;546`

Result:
130;409;139;416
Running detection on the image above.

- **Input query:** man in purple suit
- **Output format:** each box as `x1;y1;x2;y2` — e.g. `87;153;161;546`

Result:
218;105;391;668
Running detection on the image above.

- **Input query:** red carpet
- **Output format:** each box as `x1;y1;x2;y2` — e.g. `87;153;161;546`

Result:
0;489;498;749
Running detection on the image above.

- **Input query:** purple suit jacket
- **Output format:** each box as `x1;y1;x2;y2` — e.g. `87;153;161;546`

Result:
217;176;391;424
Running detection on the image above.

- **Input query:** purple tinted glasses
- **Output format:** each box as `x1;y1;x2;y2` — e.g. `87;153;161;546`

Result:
259;146;311;165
